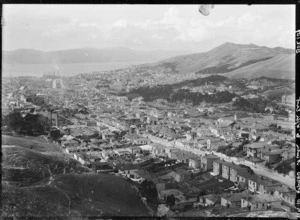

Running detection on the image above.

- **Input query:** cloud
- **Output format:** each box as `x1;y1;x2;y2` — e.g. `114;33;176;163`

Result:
58;8;292;49
3;5;294;51
113;19;128;28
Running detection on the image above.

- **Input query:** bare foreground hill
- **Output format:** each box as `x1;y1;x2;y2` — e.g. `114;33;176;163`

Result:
1;135;150;219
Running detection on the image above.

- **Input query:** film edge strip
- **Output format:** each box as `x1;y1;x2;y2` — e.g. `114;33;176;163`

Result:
296;1;300;217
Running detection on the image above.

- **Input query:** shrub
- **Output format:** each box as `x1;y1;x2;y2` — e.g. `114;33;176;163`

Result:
274;161;293;175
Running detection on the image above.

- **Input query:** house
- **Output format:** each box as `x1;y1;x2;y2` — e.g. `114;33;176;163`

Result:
134;137;151;145
247;175;260;193
221;162;234;180
281;149;295;160
123;133;140;142
269;186;296;207
159;127;178;140
165;147;180;158
229;164;248;183
117;96;129;102
200;154;219;171
239;132;250;140
171;151;194;163
74;153;88;165
159;189;184;200
256;177;282;194
91;162;114;173
155;182;166;193
213;159;226;176
273;186;294;198
63;138;81;148
87;120;97;127
199;194;221;206
102;131;116;140
158;171;177;181
113;149;131;157
244;142;266;157
151;143;167;156
216;118;236;129
282;191;296;206
138;144;153;154
124;133;151;145
157;204;173;217
126;169;152;181
237;172;255;189
129;146;142;155
258;150;282;164
65;146;79;154
173;168;190;183
172;197;198;210
189;157;201;169
221;192;248;208
241;194;281;211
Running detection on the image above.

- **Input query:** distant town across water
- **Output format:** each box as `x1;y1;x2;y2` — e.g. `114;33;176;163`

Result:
2;61;148;77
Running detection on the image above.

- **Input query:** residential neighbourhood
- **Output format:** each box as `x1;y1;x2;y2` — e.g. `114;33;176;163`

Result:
2;4;298;219
2;70;296;218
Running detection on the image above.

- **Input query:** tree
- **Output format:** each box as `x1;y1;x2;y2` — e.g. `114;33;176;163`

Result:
141;180;158;200
23;114;49;135
265;162;272;169
3;111;24;131
198;190;207;197
49;129;62;141
274;161;292;174
166;194;176;207
3;111;50;135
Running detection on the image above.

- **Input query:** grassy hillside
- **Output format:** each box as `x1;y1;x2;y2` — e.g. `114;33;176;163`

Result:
154;42;293;75
224;54;295;80
2;174;150;219
151;42;294;80
2;135;150;218
52;174;150;216
2;145;89;186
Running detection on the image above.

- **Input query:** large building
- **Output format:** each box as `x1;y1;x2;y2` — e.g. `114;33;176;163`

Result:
281;94;295;106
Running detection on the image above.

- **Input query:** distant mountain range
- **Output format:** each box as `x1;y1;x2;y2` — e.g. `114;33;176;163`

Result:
3;43;295;80
153;42;295;79
2;47;191;64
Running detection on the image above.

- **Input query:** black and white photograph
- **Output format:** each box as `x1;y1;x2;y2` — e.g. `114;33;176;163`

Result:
1;4;298;218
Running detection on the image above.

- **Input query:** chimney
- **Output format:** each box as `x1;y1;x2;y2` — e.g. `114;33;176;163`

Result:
50;110;53;126
54;113;58;127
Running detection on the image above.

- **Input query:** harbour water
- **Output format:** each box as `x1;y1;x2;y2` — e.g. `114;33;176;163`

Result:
2;61;148;78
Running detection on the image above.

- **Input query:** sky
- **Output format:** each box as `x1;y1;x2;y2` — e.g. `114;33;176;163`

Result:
2;4;295;52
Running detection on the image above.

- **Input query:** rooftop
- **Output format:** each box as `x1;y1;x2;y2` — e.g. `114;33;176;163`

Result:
244;194;281;204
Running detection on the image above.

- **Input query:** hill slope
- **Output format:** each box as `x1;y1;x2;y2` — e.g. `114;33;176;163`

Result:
2;174;150;218
224;53;295;79
153;42;294;79
2;134;61;153
2;145;89;185
2;136;150;218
